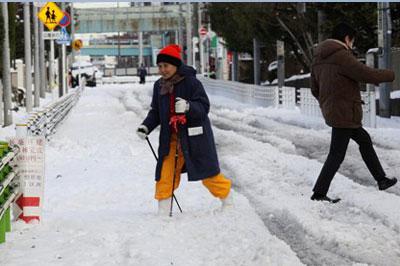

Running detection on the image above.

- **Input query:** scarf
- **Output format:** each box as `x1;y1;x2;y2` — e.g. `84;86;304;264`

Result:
159;74;187;133
159;73;184;95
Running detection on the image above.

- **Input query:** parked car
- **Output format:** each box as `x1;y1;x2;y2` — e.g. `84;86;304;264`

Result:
70;61;101;88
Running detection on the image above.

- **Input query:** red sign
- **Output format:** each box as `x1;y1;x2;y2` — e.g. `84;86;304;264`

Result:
199;27;207;36
227;51;233;63
59;11;71;27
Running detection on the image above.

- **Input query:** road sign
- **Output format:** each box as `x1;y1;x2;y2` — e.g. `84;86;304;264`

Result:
199;27;207;36
43;31;61;40
72;39;83;51
37;2;63;31
211;35;218;49
59;11;71;27
56;27;71;45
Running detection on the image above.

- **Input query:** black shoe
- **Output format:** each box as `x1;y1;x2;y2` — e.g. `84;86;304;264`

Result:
378;177;397;190
311;193;341;203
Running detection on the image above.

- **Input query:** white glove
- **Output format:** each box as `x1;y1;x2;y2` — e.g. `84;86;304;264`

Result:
136;125;149;140
175;97;189;114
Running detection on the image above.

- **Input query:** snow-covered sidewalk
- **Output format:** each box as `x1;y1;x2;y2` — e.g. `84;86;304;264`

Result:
0;84;302;265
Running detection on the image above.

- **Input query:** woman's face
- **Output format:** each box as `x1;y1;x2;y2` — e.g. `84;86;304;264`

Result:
158;62;177;79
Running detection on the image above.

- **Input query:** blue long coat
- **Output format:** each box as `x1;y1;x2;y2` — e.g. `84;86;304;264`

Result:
142;65;220;181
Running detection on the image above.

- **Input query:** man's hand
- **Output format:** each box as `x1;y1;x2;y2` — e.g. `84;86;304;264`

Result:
136;125;149;140
175;97;189;114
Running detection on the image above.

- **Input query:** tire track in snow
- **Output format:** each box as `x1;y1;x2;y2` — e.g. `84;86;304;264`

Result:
215;128;400;266
210;107;400;197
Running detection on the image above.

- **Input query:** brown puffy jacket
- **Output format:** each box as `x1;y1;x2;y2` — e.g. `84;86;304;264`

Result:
311;39;395;128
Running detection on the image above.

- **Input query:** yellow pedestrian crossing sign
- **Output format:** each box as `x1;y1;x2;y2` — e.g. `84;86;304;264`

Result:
37;2;63;31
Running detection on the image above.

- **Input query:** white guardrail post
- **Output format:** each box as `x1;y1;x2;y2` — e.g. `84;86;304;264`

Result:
9;124;44;224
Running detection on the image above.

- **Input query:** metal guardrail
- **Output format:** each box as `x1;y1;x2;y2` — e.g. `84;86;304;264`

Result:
26;87;82;138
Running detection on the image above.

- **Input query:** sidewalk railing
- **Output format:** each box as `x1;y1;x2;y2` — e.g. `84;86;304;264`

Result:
26;87;82;138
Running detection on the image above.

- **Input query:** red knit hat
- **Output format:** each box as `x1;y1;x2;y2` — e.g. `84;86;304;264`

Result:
157;44;182;67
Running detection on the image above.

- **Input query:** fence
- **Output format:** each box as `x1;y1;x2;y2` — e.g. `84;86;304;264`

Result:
198;77;277;107
26;87;83;138
200;76;376;128
0;142;20;244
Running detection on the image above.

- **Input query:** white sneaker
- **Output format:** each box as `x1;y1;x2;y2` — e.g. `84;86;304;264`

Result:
158;198;172;216
220;192;234;210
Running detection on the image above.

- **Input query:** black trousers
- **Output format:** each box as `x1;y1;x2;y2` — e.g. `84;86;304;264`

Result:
313;127;386;195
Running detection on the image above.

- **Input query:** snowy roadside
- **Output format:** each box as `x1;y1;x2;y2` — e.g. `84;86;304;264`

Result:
0;84;303;266
1;80;399;265
130;82;400;265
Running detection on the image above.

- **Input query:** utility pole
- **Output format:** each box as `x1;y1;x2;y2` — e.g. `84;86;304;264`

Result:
198;4;204;74
39;22;46;98
366;51;377;128
24;2;33;112
58;2;66;97
253;38;260;85
378;2;392;118
33;4;40;107
178;3;184;59
193;3;200;70
186;3;193;66
49;33;55;93
2;3;13;126
192;37;198;69
117;3;121;68
232;51;238;81
277;40;285;88
139;31;143;66
112;5;117;75
71;3;75;63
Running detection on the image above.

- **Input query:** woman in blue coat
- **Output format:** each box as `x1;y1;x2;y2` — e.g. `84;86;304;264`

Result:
136;44;232;215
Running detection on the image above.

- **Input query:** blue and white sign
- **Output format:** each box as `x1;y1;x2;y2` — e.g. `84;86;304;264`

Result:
56;27;71;46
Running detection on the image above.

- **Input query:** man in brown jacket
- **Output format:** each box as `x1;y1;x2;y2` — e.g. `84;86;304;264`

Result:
311;23;397;203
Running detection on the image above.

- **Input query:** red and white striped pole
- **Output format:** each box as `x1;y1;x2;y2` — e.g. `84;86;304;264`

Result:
11;124;45;223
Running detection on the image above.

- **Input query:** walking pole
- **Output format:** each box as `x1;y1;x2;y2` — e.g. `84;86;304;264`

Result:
169;134;180;217
145;136;158;161
145;136;182;213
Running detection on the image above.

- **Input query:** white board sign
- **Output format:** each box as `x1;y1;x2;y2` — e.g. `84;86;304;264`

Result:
43;31;61;40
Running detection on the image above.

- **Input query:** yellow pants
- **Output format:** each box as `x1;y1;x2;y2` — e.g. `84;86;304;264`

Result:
155;134;231;200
